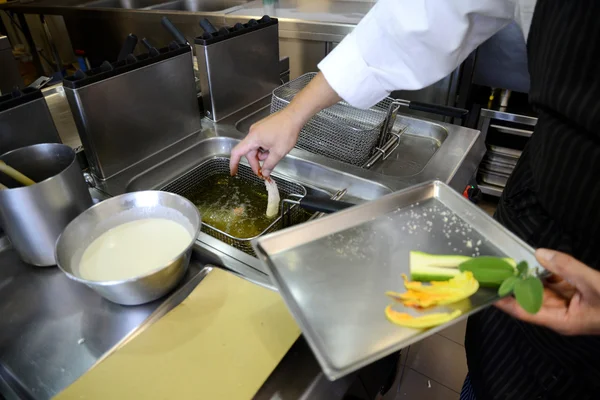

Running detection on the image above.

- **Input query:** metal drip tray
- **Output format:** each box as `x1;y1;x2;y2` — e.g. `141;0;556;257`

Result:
161;157;315;256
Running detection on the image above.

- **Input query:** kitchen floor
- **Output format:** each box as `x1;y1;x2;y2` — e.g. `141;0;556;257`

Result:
389;196;498;400
390;320;468;399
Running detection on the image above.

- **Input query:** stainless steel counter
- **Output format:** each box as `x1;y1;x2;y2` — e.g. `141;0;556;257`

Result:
0;241;206;399
0;233;382;400
0;84;484;399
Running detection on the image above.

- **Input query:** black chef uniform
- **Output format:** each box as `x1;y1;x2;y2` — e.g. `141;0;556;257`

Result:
464;0;600;399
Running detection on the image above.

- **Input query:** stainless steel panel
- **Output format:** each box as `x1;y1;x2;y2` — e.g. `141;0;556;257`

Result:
254;181;540;380
0;144;93;266
370;116;448;177
279;37;326;79
0;96;62;154
64;50;202;180
42;84;81;148
196;23;280;121
480;109;537;126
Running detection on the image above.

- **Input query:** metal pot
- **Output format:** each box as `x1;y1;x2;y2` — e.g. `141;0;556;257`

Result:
0;143;93;266
55;191;201;306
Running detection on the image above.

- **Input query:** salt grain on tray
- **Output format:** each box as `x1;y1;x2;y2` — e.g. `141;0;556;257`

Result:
390;201;487;255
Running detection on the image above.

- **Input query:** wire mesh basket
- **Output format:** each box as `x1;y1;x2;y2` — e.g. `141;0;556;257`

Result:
160;157;310;256
271;72;399;166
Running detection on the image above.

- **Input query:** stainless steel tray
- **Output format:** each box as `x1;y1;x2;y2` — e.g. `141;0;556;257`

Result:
488;145;522;158
253;181;540;380
480;161;515;176
479;170;510;187
484;152;519;167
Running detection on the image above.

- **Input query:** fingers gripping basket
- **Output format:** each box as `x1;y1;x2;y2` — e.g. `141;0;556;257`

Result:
270;72;401;166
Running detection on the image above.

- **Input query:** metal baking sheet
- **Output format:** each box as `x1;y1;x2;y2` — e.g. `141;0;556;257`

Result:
253;181;539;380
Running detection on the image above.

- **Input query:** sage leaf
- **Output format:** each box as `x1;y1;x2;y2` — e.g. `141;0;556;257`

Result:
516;261;528;277
498;276;519;297
459;257;516;287
514;277;544;314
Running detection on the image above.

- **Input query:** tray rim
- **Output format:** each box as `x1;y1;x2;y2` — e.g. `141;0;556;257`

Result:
253;180;541;380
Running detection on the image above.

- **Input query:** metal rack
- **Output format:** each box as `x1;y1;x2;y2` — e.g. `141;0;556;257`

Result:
477;109;537;196
271;72;404;167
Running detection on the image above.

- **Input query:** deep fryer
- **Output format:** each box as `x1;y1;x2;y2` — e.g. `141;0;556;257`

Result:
161;157;310;255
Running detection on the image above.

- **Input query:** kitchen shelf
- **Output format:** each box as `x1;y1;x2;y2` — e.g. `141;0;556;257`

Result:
478;182;504;197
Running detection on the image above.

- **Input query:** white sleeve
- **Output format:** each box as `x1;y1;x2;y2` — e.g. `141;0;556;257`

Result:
318;0;518;109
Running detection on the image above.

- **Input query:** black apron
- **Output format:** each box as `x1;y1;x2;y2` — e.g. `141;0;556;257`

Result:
465;0;600;399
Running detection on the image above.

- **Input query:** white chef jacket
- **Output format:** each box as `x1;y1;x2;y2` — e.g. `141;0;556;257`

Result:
318;0;536;109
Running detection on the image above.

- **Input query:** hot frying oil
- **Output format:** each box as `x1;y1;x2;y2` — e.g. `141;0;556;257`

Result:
185;174;276;239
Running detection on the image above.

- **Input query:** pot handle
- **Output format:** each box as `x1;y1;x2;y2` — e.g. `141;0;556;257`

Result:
298;195;355;214
407;101;469;118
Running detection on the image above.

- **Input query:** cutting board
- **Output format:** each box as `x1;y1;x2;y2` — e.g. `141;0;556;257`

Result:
56;269;300;400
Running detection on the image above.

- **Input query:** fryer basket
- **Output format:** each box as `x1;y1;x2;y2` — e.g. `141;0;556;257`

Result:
270;72;400;166
161;157;308;255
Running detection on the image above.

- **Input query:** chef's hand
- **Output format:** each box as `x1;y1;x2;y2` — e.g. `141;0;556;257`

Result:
230;73;341;178
495;249;600;336
229;110;303;178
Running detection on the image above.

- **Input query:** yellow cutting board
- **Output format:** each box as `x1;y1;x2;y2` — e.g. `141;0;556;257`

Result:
56;269;301;400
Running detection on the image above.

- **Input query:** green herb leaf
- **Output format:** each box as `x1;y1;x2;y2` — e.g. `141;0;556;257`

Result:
516;261;528;277
514;277;544;314
498;276;519;297
459;257;516;286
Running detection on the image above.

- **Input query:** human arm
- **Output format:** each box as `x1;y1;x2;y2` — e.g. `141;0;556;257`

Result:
495;249;600;336
231;0;518;177
229;73;340;177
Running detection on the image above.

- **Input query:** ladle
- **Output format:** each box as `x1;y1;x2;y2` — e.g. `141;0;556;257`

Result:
0;160;36;187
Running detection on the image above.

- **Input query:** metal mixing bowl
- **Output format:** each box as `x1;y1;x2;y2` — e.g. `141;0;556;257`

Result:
55;191;201;305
